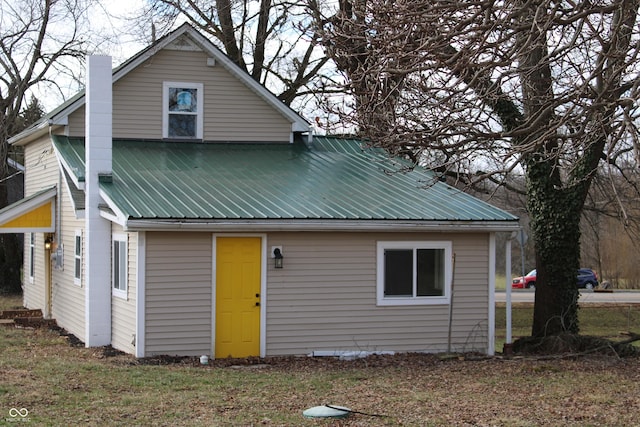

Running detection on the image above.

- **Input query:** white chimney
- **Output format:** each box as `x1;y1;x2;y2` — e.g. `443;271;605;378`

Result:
84;55;113;347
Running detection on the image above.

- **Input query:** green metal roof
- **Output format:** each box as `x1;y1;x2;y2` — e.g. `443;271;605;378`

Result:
51;135;518;225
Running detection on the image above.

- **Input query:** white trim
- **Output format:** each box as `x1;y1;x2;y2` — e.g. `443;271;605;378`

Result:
112;233;128;300
74;229;82;286
376;241;453;306
211;233;266;359
125;219;520;233
488;233;496;356
135;232;146;358
162;81;204;140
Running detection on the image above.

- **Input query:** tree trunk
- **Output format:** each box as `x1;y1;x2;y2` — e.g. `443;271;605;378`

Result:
527;160;582;336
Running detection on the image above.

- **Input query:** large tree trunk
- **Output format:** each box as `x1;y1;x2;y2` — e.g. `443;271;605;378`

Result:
527;165;583;336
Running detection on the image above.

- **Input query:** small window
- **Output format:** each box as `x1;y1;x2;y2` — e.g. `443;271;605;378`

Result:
377;241;452;306
163;82;204;139
29;233;35;283
112;234;127;298
74;231;82;285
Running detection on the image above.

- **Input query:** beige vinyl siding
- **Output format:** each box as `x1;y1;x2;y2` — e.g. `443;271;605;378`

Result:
49;182;85;340
145;232;213;356
66;48;293;142
22;136;59;313
111;226;137;354
265;232;490;356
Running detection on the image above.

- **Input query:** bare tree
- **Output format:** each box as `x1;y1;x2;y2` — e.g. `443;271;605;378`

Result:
314;0;640;338
0;0;89;292
138;0;334;108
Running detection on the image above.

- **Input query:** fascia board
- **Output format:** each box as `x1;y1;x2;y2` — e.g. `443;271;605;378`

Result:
124;219;521;233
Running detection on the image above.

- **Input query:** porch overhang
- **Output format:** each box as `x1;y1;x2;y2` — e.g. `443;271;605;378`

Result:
0;186;56;233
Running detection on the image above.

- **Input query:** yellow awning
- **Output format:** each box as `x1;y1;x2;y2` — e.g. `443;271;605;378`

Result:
0;186;56;233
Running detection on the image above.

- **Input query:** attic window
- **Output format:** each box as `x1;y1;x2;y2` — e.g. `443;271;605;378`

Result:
162;82;204;139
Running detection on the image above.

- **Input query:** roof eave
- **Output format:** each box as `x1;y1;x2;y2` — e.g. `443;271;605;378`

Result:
123;218;521;233
8;121;66;146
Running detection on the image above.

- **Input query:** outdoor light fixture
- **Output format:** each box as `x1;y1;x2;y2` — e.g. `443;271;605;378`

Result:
273;247;284;269
44;236;53;250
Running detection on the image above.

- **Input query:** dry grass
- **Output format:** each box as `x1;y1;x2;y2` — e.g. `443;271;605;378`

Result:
2;294;640;426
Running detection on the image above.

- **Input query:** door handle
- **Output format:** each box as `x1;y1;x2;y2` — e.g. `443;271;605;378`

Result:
255;302;260;307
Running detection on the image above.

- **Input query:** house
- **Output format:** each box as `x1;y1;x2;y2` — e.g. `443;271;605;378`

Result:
2;24;519;358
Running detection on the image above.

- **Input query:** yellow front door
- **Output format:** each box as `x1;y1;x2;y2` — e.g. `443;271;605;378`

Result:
215;237;261;358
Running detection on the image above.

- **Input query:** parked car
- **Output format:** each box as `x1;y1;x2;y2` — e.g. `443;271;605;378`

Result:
511;269;537;289
511;268;599;290
576;268;599;289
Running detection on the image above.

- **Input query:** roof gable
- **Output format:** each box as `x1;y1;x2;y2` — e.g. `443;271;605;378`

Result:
10;23;309;145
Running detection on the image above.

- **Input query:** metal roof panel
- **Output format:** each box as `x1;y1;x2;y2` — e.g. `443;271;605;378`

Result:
52;136;518;224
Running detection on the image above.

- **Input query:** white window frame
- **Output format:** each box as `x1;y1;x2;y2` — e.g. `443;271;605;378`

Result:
74;230;82;286
112;233;128;299
162;81;204;140
376;241;452;306
28;233;35;284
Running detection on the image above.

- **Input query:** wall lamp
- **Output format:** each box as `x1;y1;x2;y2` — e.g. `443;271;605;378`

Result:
44;235;54;250
273;247;284;269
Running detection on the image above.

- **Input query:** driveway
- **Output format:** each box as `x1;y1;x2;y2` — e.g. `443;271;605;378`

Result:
495;289;640;304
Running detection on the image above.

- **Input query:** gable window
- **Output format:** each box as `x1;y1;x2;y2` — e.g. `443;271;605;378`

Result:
162;82;204;139
376;241;452;306
74;231;82;285
112;234;127;299
29;233;35;283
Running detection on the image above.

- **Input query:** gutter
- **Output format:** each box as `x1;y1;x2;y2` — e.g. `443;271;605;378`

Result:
124;218;520;233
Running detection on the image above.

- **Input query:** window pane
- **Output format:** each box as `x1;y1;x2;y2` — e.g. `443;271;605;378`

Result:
75;258;81;280
75;235;81;256
168;114;196;137
113;241;127;291
168;88;197;112
119;241;127;287
417;249;445;296
113;241;120;289
384;249;413;296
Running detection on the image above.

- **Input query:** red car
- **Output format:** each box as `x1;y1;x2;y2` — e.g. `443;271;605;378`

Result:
512;269;537;289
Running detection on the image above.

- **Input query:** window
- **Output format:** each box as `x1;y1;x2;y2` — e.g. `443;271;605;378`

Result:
163;82;203;139
112;234;127;298
377;241;452;306
29;233;35;283
74;231;82;285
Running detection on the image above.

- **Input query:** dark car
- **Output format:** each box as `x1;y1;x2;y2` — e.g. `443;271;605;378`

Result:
576;268;599;289
512;268;599;290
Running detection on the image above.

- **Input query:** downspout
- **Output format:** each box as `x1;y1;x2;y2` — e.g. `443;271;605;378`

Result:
84;55;113;347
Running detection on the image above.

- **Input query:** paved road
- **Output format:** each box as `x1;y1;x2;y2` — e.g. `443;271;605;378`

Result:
496;290;640;304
